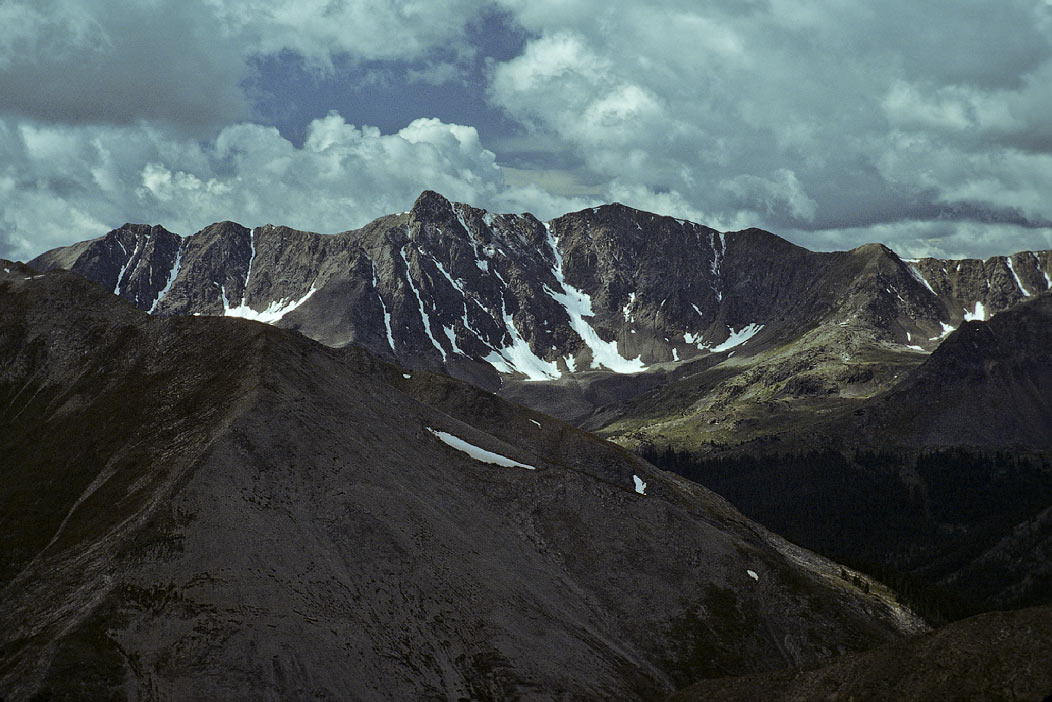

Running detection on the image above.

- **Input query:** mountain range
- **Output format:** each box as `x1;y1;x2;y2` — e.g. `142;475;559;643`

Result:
7;190;1052;700
30;190;1052;440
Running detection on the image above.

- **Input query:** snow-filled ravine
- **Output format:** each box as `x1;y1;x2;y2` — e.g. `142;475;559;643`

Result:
223;282;318;324
963;301;988;322
544;223;646;374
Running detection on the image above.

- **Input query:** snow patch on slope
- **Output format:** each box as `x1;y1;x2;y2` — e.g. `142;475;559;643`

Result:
114;235;142;296
622;292;636;322
428;428;536;470
426;256;468;356
443;325;465;355
449;202;491;273
431;256;463;295
243;227;257;305
453;205;474;241
707;323;764;352
149;240;183;314
400;244;447;361
709;231;724;301
371;260;396;351
484;296;562;381
963;301;988;322
929;321;955;341
544;224;645;373
1006;257;1031;297
1037;252;1052;290
907;263;937;296
224;282;318;323
431;255;495;353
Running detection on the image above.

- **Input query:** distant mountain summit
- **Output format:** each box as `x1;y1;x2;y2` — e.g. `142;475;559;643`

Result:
30;190;1052;430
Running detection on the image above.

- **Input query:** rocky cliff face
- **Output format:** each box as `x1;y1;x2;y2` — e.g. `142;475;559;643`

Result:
0;264;923;701
910;250;1052;323
28;191;1052;430
30;222;182;313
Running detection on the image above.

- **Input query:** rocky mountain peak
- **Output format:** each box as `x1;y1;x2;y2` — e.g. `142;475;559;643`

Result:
409;188;455;220
31;222;183;313
26;193;1052;423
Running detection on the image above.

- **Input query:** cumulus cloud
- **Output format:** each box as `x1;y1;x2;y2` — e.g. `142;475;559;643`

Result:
5;0;1052;260
1;113;519;259
0;0;573;261
490;0;1052;254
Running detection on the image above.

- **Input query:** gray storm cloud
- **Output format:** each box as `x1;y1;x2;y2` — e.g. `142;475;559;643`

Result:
2;0;1052;260
490;0;1052;256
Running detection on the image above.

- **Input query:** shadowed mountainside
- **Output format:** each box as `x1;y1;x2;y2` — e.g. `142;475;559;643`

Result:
0;262;922;701
851;292;1052;449
669;605;1052;702
636;295;1052;625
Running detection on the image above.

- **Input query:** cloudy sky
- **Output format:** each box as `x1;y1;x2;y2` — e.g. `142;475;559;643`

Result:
4;0;1052;261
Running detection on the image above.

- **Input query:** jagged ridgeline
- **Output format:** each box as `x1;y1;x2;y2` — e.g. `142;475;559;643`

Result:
30;192;743;384
31;191;1052;399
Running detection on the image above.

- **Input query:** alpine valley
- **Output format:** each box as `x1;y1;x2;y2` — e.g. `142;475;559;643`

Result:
5;191;1052;700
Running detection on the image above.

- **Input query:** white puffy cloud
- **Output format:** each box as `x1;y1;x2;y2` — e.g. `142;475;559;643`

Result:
5;0;1052;260
1;113;535;259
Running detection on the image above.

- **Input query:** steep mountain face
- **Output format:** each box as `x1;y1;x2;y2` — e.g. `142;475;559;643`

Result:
852;292;1052;449
911;250;1052;323
669;605;1052;702
30;222;182;313
0;264;923;701
15;197;1052;700
30;191;1052;435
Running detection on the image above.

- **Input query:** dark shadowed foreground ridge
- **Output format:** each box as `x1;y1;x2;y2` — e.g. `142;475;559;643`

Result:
0;263;919;700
